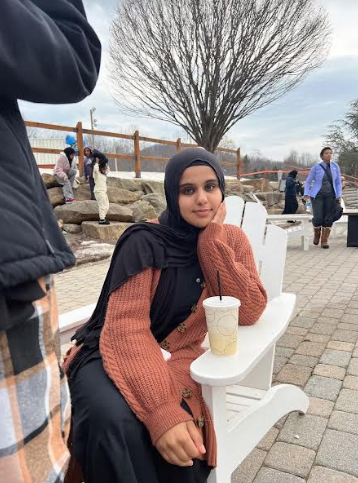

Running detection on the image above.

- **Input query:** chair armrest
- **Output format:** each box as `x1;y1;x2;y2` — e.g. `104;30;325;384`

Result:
190;293;296;387
59;303;96;344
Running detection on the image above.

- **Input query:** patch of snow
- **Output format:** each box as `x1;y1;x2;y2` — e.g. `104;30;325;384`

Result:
76;243;114;263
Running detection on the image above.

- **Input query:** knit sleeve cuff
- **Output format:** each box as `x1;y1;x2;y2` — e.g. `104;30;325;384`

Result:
143;401;193;445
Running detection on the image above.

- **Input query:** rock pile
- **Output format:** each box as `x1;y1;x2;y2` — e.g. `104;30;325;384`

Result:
43;174;166;241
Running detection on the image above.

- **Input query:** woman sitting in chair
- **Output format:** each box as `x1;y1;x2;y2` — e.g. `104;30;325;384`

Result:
64;148;267;483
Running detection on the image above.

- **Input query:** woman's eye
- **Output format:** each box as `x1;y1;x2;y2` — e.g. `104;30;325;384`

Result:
206;184;217;191
183;188;195;195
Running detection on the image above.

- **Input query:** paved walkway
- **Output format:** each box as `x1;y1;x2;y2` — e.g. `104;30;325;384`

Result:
56;232;358;482
56;260;109;314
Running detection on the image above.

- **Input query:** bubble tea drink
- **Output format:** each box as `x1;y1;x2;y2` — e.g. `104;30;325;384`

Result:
203;296;241;356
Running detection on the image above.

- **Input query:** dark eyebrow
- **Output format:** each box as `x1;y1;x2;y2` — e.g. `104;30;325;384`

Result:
179;179;218;188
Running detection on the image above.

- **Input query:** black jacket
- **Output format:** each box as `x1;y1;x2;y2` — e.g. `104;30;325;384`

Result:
0;0;101;289
285;177;298;196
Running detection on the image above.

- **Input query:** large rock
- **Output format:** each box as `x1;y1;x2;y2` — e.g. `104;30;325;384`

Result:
73;184;141;204
54;200;134;224
269;181;279;191
107;177;143;192
255;192;283;206
42;173;59;188
82;221;133;241
242;185;255;193
142;193;166;216
48;187;65;207
141;180;165;196
225;180;244;195
73;184;91;201
134;190;144;198
131;200;157;222
242;178;273;192
63;224;82;234
107;188;141;204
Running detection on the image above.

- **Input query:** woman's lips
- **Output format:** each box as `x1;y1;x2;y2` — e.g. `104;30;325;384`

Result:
193;209;212;217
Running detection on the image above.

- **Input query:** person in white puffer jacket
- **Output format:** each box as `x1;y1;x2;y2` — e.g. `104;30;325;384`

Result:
93;152;110;225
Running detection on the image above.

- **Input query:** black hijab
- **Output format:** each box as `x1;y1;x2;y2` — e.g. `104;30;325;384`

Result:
69;148;225;375
288;170;298;179
64;147;75;167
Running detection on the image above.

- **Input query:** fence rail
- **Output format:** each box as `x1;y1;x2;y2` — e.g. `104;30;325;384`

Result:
25;121;242;178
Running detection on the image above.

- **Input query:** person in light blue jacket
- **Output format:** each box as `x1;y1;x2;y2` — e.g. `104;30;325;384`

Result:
304;147;342;248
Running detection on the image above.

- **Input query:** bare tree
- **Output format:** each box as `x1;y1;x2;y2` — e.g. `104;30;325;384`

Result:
325;99;358;176
326;99;358;154
110;0;330;151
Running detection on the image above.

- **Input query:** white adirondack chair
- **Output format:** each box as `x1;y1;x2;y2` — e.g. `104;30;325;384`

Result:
248;193;313;251
59;195;309;483
190;196;309;482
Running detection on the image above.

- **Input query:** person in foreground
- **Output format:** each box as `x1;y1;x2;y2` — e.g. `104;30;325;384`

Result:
0;1;101;482
304;147;342;248
64;148;267;483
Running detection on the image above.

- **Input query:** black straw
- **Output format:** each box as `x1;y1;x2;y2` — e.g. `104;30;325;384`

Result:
217;270;222;301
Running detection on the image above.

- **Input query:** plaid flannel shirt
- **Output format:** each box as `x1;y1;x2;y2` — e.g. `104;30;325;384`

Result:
0;276;70;483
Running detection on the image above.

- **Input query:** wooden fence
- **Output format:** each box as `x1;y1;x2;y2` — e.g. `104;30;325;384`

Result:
25;121;242;179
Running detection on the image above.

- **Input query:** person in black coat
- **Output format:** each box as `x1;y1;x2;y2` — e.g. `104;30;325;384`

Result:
0;1;101;481
282;170;299;215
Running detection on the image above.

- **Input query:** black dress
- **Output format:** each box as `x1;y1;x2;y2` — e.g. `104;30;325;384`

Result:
68;262;211;483
282;177;298;215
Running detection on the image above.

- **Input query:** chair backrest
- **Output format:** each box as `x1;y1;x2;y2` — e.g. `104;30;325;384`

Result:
224;196;287;301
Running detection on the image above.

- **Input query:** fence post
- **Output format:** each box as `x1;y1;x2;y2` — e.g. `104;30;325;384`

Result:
176;138;182;152
236;148;242;180
134;130;141;178
76;122;84;176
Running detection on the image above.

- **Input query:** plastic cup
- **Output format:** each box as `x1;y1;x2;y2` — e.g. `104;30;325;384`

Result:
203;296;241;356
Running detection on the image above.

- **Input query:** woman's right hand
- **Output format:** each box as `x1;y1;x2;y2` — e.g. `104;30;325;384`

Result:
155;421;206;467
303;196;310;202
212;202;226;225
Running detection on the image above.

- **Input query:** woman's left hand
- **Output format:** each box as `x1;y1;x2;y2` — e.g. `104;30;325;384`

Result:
212;202;226;225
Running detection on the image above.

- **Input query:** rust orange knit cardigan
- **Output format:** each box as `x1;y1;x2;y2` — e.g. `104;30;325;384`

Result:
64;221;267;467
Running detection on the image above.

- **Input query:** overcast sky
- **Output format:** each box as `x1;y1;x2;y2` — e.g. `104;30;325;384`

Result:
20;0;358;161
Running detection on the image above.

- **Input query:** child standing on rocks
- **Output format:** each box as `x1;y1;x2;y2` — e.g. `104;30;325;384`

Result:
83;146;96;200
93;152;110;225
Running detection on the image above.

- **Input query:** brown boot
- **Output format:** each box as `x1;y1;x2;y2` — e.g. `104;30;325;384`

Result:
321;227;331;249
313;226;321;245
